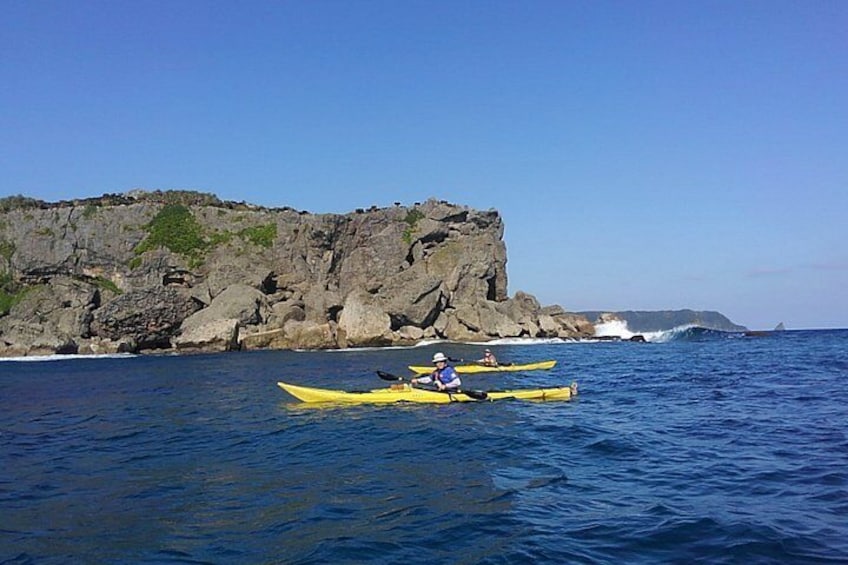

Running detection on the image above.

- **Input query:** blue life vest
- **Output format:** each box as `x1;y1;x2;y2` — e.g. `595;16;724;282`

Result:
434;365;461;388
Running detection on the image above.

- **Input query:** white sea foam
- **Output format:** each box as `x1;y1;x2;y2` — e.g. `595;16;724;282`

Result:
591;320;703;343
315;339;457;353
593;319;634;339
0;353;137;362
3;324;711;359
310;336;573;352
471;337;569;346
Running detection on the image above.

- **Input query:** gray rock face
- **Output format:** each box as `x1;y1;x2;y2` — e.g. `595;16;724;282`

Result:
90;287;202;349
0;192;593;356
173;318;240;353
337;291;392;347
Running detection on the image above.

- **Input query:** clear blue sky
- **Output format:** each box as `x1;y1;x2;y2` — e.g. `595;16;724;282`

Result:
2;1;846;330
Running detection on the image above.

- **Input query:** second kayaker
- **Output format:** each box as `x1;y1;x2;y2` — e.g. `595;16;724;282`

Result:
411;352;461;391
477;348;499;367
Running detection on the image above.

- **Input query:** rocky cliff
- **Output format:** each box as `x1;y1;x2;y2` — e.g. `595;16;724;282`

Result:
0;191;594;356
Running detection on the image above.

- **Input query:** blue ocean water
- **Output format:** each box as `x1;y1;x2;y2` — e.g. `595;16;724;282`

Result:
1;329;847;564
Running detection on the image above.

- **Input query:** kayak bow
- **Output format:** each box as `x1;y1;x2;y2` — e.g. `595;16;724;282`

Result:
277;381;577;405
407;359;557;375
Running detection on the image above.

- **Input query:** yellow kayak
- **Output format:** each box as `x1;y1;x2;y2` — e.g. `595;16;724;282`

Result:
407;359;557;375
277;381;577;405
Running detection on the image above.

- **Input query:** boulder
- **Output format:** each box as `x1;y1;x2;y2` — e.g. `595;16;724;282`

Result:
275;320;337;349
77;336;137;355
183;283;269;328
0;278;96;355
268;300;306;327
0;319;78;356
381;268;445;329
173;318;240;352
537;313;560;336
173;284;269;352
337;291;392;347
442;311;481;341
478;302;525;337
396;325;424;342
90;287;201;349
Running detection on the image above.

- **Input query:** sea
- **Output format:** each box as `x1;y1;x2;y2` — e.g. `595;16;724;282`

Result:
1;327;847;564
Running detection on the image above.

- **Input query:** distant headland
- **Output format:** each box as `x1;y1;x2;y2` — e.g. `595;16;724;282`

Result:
579;310;747;333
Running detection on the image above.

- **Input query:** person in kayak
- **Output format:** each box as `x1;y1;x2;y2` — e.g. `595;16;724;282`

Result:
411;352;461;391
477;348;498;367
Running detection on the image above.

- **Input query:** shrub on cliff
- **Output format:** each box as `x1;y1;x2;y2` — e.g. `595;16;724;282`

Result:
133;204;207;267
0;195;42;212
0;272;25;316
132;204;277;269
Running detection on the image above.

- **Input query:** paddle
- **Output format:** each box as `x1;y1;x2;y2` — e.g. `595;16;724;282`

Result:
375;371;488;400
450;357;511;366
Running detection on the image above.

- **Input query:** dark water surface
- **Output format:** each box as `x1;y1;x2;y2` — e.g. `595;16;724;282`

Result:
2;330;847;564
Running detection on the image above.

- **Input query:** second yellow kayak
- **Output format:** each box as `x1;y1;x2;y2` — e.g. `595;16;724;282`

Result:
408;359;557;374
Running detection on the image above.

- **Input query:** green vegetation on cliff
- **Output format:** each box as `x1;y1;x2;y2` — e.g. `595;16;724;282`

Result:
0;239;18;315
402;208;425;244
92;276;122;295
0;272;25;316
0;195;41;212
132;204;277;269
135;204;206;259
0;289;24;316
1;189;228;215
239;223;277;248
0;239;14;262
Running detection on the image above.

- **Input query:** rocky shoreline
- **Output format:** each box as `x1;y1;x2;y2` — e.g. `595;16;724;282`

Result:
0;191;595;357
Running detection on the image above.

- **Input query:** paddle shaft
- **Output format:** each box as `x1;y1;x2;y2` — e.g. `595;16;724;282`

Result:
375;371;488;400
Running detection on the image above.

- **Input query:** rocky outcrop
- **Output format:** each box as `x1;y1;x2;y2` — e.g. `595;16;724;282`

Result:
0;191;594;356
172;284;267;352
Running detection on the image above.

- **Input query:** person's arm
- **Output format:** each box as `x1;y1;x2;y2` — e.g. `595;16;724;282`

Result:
411;375;433;385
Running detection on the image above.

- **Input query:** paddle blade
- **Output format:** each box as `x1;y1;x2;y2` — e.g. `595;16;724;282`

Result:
462;390;489;401
376;371;403;381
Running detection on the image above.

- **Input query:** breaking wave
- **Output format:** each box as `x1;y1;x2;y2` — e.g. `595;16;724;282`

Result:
593;320;742;343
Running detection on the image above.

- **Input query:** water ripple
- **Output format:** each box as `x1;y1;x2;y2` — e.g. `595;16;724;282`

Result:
2;334;848;562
